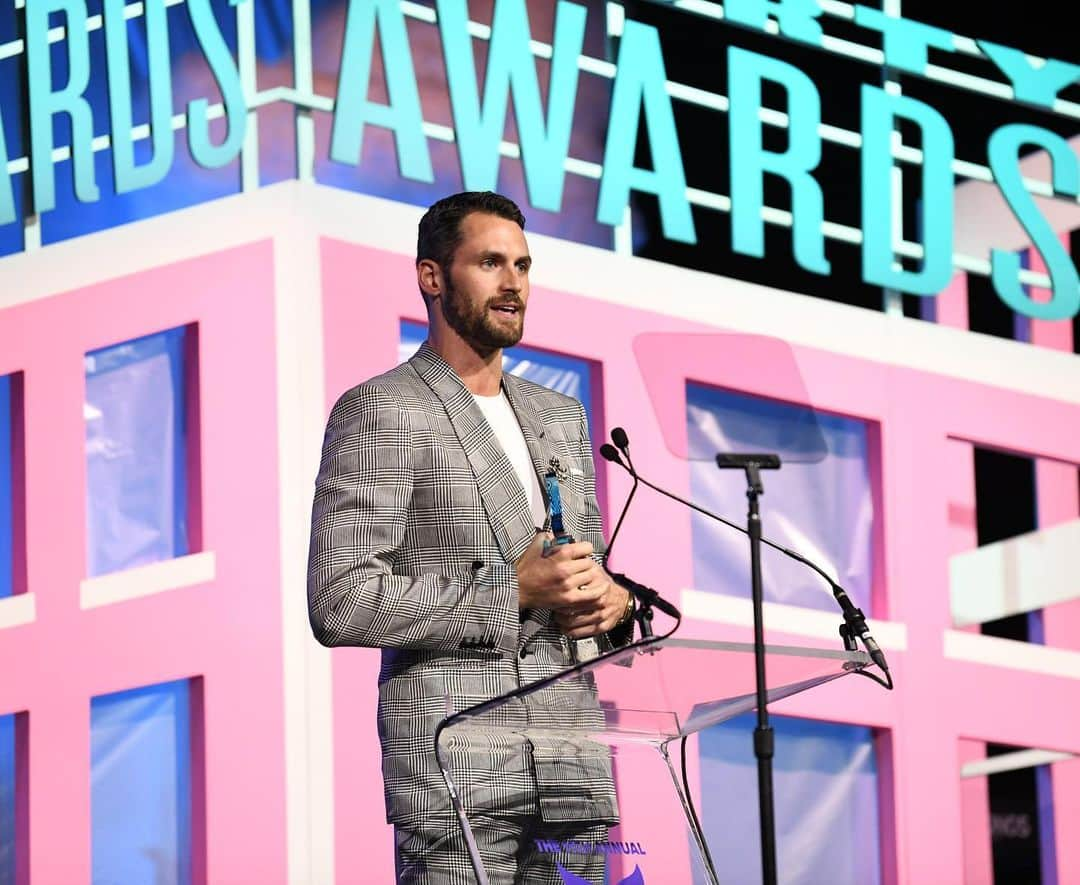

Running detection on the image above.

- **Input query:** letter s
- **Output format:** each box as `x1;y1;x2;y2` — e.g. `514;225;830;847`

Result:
988;124;1079;321
186;0;247;168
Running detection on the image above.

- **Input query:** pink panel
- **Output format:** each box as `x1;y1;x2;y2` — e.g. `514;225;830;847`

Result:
1026;230;1080;885
1028;233;1080;883
320;239;411;883
0;215;1074;884
0;242;288;883
945;439;981;636
1028;235;1075;352
958;739;993;885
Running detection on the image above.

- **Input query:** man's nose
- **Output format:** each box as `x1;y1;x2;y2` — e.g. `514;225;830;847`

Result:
500;267;523;293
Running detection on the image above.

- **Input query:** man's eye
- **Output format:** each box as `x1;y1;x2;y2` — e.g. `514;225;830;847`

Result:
517;263;530;273
482;258;496;268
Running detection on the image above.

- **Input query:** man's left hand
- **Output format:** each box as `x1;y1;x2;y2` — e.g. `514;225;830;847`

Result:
553;570;631;639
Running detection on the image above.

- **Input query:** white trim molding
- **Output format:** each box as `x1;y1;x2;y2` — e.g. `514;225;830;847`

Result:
0;593;35;629
944;629;1080;681
80;551;216;609
950;518;1080;627
961;747;1076;779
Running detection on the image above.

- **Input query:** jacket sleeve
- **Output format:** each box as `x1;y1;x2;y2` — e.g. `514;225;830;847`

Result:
306;384;520;656
571;404;636;649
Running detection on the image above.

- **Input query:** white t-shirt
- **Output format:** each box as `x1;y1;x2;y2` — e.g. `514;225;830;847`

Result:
472;390;547;528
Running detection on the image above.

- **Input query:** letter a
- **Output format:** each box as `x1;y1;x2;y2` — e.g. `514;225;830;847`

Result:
438;0;585;210
330;0;433;182
597;19;695;243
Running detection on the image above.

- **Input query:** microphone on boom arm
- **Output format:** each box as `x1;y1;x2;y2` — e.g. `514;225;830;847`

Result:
599;428;890;675
599;431;681;623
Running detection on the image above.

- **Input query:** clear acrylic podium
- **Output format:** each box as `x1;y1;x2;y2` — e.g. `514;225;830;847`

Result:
435;637;871;885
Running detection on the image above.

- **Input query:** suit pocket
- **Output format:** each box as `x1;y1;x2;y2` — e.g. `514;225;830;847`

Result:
531;739;619;824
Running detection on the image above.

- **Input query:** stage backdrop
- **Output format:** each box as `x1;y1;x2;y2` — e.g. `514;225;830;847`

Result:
1;0;1079;881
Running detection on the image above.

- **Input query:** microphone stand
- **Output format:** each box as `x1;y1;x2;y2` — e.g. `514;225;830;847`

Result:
600;429;893;885
602;450;892;678
601;436;678;641
715;452;781;885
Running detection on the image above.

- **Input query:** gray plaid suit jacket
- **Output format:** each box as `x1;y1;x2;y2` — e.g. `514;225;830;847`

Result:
307;342;628;829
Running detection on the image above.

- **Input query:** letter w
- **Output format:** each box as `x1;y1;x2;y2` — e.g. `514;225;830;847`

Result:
437;0;586;210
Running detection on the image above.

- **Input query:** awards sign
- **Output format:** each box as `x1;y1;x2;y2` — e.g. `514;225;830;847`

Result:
0;0;1077;319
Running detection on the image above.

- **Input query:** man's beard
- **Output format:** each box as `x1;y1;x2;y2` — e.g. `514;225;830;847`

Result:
440;274;525;353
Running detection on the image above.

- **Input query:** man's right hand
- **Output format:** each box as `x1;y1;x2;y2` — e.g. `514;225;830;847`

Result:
515;531;605;612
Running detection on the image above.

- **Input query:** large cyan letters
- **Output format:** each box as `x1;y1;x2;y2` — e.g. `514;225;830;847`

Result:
438;0;584;210
861;86;954;296
724;0;822;46
186;0;247;168
0;108;14;225
104;0;174;193
728;47;828;275
330;0;432;182
988;125;1079;321
979;42;1080;112
26;0;100;213
597;19;695;243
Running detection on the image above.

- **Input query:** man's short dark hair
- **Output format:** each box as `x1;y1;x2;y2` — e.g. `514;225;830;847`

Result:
417;192;526;275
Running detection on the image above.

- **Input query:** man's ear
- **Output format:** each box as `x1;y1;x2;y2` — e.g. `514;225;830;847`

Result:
417;259;443;301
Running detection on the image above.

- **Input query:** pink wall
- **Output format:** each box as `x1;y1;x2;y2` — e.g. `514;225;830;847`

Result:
1;220;1077;883
0;242;289;883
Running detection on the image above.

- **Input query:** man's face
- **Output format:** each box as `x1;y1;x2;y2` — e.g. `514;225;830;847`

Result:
438;212;532;354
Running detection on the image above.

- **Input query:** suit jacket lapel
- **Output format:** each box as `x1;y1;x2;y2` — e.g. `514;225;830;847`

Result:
502;372;565;641
409;342;538;565
501;372;555;504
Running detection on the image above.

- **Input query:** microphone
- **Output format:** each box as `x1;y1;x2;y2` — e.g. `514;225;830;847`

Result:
599;444;638;569
611;426;631;465
602;429;889;673
599;443;625;472
611;570;681;619
598;440;681;624
831;586;888;673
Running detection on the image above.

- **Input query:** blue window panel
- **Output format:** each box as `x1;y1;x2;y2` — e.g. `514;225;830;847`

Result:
0;713;14;884
85;327;189;577
0;374;11;599
687;383;875;614
399;320;595;432
697;714;881;885
91;680;192;885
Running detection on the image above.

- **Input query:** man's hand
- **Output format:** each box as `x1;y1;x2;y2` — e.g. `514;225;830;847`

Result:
552;568;631;639
516;531;606;613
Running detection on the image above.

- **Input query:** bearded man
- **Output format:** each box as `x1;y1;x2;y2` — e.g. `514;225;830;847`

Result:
307;191;635;884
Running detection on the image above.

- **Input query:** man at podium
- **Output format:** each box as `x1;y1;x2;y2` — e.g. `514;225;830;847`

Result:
307;192;635;882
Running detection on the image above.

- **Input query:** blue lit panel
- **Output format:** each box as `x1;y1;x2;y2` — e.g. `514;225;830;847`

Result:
85;327;189;577
91;680;192;885
0;713;14;884
0;374;11;599
697;714;881;885
686;383;875;614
